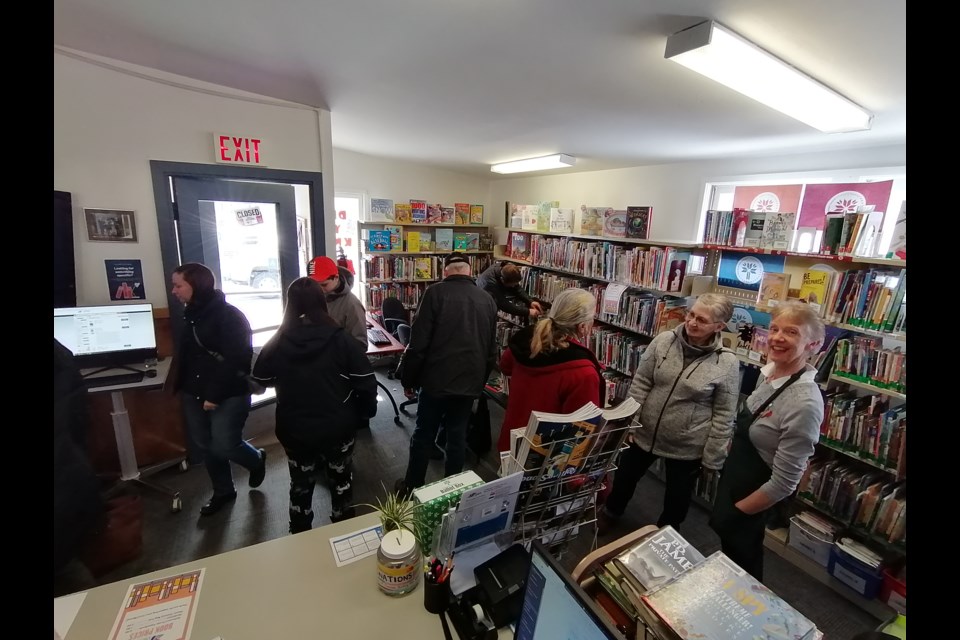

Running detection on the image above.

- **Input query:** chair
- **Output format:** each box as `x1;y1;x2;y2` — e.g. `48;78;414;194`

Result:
380;297;409;380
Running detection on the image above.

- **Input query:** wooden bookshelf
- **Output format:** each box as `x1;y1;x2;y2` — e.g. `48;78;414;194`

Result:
504;227;700;249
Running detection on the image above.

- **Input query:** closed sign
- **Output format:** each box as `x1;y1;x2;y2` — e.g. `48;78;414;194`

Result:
215;134;264;165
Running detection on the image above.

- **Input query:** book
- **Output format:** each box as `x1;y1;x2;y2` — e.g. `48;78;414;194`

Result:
625;206;653;240
851;210;884;257
435;228;454;251
537;201;557;232
549;207;574;234
410;200;427;223
453;233;469;251
406;231;421;253
464;232;480;251
603;209;628;238
887;200;905;259
520;204;539;231
760;211;797;250
419;231;433;251
426;203;443;224
642;552;817;640
454;202;471;225
470;204;484;225
509;231;531;261
612;525;705;593
370;198;395;222
798;270;831;310
394;203;413;224
750;326;769;360
729;208;750;246
665;250;691;293
742;211;767;248
367;229;392;252
440;206;456;224
414;257;432;280
385;225;403;252
756;271;791;309
580;206;607;236
820;214;845;255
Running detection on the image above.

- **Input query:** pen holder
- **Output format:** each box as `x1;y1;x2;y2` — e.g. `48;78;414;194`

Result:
424;576;452;614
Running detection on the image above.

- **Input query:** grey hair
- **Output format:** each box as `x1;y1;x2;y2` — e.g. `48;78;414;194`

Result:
693;293;734;324
530;287;596;357
771;300;826;345
444;262;472;277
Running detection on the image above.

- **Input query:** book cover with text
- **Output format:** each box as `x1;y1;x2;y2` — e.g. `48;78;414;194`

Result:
435;228;454;251
470;204;484;225
626;206;653;239
406;231;421;253
756;272;791;309
370;198;395;222
394;203;413;224
440;206;456;224
454;203;471;225
580;206;608;236
367;229;392;252
549;207;574;234
613;525;705;593
603;209;628;238
410;200;427;223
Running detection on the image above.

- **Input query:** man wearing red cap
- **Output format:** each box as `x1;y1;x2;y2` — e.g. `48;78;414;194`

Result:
308;256;367;346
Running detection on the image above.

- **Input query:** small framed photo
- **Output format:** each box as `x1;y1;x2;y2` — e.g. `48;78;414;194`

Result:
84;208;138;243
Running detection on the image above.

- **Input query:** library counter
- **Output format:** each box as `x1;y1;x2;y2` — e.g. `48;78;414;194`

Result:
59;512;510;639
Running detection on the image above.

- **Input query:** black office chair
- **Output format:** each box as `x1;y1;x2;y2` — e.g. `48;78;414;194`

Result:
380;297;409;380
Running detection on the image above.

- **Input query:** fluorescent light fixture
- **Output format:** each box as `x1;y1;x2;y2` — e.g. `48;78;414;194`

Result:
490;154;576;174
665;20;872;133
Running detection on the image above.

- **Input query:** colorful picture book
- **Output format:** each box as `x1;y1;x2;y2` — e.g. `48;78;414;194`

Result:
626;206;653;240
426;203;443;224
612;525;705;593
549;207;574;234
385;225;403;253
760;211;798;250
756;271;791;309
580;206;607;236
509;231;531;261
394;203;413;224
454;203;471;225
440;206;455;224
470;204;484;225
537;201;557;233
453;233;469;251
519;204;540;231
410;200;427;223
414;257;432;280
370;198;395;222
367;229;392;252
435;228;454;251
406;231;421;253
642;552;817;640
665;250;691;293
798;269;832;311
603;209;628;238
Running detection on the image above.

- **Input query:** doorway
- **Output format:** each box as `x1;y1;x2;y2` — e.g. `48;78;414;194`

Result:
151;161;325;407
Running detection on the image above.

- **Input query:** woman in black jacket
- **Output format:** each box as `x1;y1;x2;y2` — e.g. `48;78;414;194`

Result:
172;263;267;516
253;277;377;533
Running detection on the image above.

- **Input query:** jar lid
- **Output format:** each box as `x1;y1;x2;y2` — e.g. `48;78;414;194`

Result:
379;528;417;560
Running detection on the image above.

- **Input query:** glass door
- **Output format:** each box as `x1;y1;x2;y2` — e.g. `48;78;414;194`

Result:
172;177;300;405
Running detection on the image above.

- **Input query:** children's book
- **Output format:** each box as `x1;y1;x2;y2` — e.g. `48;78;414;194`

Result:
425;203;443;224
394;203;413;224
440;206;456;224
537;201;558;233
641;552;817;640
798;270;831;311
750;326;769;362
453;233;469;251
435;228;454;251
603;209;628;238
465;232;480;251
470;204;484;225
580;206;607;236
414;257;432;280
760;211;798;250
370;198;395;222
519;204;540;231
454;203;471;225
419;231;433;251
385;225;403;252
729;208;750;247
367;229;391;252
612;525;705;593
625;206;653;240
549;207;574;234
509;231;531;261
406;231;421;253
756;272;791;309
410;200;427;223
742;211;767;248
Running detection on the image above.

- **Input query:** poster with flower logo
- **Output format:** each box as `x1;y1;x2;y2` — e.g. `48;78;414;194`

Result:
798;180;894;230
732;184;802;213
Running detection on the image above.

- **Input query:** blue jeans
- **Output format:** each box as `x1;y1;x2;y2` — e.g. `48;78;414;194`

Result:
404;391;475;489
181;394;259;497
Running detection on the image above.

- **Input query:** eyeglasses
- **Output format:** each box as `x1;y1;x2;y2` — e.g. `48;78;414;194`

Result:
685;311;717;325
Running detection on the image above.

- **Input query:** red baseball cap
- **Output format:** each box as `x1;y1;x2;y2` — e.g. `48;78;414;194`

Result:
307;256;339;282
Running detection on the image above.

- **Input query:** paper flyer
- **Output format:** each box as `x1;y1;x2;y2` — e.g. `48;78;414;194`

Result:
108;568;205;640
330;524;384;567
601;283;627;315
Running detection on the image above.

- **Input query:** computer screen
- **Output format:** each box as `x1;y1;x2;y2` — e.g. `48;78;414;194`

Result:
514;541;620;640
54;303;157;368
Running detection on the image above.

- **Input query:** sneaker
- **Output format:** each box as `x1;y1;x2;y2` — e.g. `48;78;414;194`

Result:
249;448;267;488
199;491;237;516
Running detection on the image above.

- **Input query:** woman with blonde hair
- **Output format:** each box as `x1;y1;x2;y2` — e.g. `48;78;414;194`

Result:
496;287;604;452
709;301;825;580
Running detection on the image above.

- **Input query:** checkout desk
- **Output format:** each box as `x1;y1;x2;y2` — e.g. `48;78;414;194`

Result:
57;511;511;639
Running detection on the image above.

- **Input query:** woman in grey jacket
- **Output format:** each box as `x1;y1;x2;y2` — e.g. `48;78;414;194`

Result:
601;293;740;533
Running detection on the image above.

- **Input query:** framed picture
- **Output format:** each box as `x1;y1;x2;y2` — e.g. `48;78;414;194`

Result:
84;208;138;243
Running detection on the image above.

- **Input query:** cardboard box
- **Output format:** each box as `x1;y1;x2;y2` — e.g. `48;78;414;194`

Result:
787;515;834;567
413;470;484;552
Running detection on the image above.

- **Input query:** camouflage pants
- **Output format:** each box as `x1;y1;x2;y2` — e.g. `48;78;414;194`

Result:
285;437;355;534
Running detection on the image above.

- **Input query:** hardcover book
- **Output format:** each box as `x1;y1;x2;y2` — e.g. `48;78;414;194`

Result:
410;200;427;223
440;206;456;224
370;198;395;222
509;231;531;261
464;232;480;251
470;204;484;225
729;208;750;247
549;207;574;234
642;552;817;640
414;257;433;280
603;209;628;238
394;203;413;224
756;272;791;309
625;206;653;240
454;203;471;225
580;206;607;236
367;229;392;252
453;233;469;251
742;211;767;248
385;225;403;253
419;231;433;251
426;203;443;224
435;228;454;251
537;201;558;233
760;211;797;250
798;270;831;311
519;204;540;231
612;525;705;593
406;231;421;253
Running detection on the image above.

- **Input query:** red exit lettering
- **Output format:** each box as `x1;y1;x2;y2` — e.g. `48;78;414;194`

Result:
217;135;263;165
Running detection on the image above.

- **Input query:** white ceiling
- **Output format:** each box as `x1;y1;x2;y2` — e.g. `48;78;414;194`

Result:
53;0;906;178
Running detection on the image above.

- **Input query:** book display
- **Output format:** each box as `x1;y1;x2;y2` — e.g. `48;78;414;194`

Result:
357;212;493;318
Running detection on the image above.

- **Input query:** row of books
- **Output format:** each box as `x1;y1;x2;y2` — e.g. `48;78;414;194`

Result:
595;525;819;640
369;198;484;225
363;255;440;281
822;209;886;258
798;460;906;546
601;370;632;407
702;208;798;251
366;227;491;252
507;232;692;294
363;284;425;311
800;267;906;334
585;326;648;378
509;202;654;239
821;390;906;473
832;337;906;393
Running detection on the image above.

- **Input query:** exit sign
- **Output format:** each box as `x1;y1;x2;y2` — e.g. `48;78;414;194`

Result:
214;133;265;166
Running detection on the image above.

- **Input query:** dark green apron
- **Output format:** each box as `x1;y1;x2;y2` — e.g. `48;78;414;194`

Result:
709;370;803;536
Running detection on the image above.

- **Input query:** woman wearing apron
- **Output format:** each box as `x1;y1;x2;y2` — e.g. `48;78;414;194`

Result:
709;301;826;581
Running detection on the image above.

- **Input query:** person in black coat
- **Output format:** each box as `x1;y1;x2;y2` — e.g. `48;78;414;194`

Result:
54;338;103;596
253;277;378;532
476;261;543;322
171;262;267;517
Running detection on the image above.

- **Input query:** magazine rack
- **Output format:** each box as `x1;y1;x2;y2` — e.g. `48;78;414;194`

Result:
506;422;632;557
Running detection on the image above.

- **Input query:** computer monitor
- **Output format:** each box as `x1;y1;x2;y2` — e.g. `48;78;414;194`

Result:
54;303;158;369
514;540;621;640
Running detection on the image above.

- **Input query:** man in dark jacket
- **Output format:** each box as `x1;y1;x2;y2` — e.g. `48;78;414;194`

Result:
476;261;542;322
308;256;367;346
398;253;498;491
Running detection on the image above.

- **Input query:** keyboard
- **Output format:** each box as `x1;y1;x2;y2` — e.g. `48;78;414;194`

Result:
367;327;391;345
85;372;145;389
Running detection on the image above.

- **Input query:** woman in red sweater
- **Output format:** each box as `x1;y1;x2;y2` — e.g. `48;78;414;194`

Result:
497;287;604;453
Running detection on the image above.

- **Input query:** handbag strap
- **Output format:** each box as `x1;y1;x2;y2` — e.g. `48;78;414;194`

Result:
750;368;805;423
191;326;225;363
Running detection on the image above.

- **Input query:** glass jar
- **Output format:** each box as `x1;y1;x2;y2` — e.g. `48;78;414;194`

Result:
376;527;421;597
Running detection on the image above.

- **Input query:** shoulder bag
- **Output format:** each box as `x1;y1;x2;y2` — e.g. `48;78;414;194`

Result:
191;326;266;395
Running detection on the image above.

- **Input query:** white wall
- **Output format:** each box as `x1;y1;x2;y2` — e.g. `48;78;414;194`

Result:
488;144;907;242
54;48;334;308
333;148;490;219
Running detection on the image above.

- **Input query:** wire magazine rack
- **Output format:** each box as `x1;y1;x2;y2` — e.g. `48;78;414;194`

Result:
504;421;633;557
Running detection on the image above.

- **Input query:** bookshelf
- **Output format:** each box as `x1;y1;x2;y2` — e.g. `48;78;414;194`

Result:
357;220;493;316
